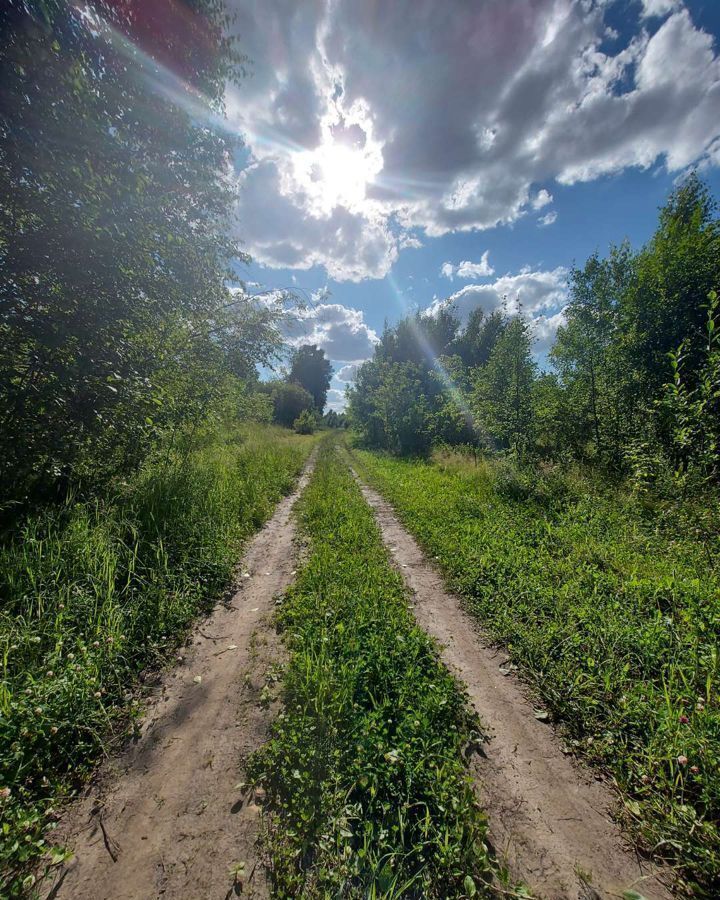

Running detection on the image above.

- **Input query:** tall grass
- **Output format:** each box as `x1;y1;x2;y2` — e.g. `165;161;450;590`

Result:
248;439;495;898
354;446;720;896
0;424;314;897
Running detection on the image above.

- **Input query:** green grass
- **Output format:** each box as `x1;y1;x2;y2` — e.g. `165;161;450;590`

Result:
353;445;720;896
0;424;315;897
247;439;495;898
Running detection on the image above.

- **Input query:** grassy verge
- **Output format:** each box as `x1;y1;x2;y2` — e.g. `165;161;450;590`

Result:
0;424;314;897
247;439;495;898
353;446;720;896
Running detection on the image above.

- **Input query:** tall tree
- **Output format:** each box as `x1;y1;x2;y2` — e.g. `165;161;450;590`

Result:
551;247;631;462
288;344;333;411
0;0;279;507
473;316;536;453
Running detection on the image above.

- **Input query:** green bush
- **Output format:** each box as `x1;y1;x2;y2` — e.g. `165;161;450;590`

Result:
293;408;316;434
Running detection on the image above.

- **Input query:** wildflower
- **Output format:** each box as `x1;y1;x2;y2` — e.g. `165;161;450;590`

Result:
50;726;58;735
679;715;689;724
94;691;102;698
58;604;65;610
677;755;688;766
34;706;43;715
0;787;11;800
690;765;700;774
106;636;114;644
46;671;54;678
68;653;75;660
93;641;100;648
640;774;650;784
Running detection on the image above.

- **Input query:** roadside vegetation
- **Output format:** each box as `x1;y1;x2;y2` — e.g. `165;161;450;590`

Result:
347;174;720;897
247;439;496;898
0;424;314;896
353;446;720;894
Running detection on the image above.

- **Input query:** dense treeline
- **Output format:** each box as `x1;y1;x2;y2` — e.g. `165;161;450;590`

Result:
0;0;284;516
349;175;720;490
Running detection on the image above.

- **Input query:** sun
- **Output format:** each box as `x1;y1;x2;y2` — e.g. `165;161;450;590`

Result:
314;141;371;208
294;135;382;213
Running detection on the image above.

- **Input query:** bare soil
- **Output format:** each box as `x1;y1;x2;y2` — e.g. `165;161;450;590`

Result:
354;471;671;900
42;455;316;900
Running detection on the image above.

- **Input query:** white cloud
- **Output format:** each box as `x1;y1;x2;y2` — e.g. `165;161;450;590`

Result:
440;262;455;279
532;309;567;356
428;265;568;359
335;363;360;382
532;189;553;209
640;0;681;19
227;0;720;279
326;388;348;412
284;302;379;362
441;250;495;280
538;210;558;227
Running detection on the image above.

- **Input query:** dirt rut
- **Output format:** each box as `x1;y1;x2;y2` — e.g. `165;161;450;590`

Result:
43;455;316;900
354;471;670;900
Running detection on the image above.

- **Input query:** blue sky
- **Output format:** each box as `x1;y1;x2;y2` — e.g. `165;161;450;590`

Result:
225;0;720;409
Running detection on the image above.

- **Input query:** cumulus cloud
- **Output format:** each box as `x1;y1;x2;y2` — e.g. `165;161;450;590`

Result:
532;189;553;210
441;250;495;280
538;210;558;227
335;363;360;382
428;265;568;359
326;388;347;411
640;0;681;18
227;0;720;279
532;309;567;356
284;302;379;362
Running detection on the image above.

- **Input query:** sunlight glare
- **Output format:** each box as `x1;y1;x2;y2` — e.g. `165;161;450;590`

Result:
295;136;382;213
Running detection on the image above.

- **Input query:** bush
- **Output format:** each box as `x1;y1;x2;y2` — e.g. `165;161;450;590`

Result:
293;409;316;434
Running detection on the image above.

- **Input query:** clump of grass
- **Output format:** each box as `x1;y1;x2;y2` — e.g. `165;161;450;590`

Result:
0;424;314;897
247;439;494;898
355;447;720;896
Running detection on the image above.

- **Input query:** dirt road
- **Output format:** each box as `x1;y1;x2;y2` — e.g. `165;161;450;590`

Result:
43;455;316;900
355;469;671;900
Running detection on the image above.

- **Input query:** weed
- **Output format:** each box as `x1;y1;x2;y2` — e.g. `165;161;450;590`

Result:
248;439;494;897
354;446;720;896
0;425;314;897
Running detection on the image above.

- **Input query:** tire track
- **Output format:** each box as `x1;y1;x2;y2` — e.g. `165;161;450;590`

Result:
353;465;670;900
42;452;317;900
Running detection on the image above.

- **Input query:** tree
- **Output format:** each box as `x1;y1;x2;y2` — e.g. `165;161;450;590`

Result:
551;248;630;463
293;408;316;434
0;0;277;508
622;174;720;405
473;316;536;453
288;344;333;411
261;380;314;428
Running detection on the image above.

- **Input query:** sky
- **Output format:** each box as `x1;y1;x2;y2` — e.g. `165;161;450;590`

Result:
221;0;720;411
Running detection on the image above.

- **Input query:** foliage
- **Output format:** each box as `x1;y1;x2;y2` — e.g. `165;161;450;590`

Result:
349;177;720;487
0;0;285;510
0;424;314;896
355;448;720;895
323;409;348;429
261;379;315;428
472;316;536;454
247;439;494;898
288;344;333;411
293;408;316;435
347;310;481;455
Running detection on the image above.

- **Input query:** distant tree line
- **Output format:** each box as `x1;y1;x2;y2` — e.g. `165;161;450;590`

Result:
348;175;720;490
